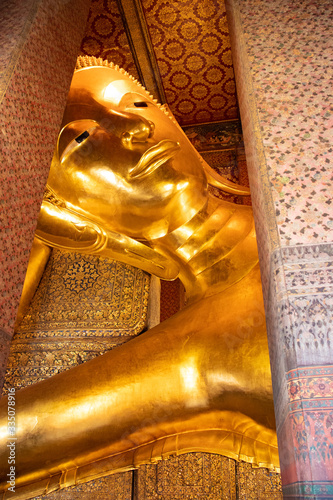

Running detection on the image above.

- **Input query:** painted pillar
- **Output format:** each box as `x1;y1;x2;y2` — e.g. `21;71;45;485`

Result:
226;0;333;497
0;0;91;389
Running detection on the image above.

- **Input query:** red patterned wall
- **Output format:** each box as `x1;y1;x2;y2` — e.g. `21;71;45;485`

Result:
0;0;91;388
79;0;139;79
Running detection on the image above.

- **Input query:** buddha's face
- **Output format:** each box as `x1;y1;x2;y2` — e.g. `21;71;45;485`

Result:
48;66;207;240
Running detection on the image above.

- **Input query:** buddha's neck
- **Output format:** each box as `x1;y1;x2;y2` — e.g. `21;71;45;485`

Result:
151;195;259;304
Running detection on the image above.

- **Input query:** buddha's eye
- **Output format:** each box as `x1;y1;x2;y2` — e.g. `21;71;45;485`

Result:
75;130;90;143
134;102;148;108
59;125;96;163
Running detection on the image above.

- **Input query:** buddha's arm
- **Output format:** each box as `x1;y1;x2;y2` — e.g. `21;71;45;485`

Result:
36;200;179;280
0;266;277;497
15;238;51;329
16;202;178;328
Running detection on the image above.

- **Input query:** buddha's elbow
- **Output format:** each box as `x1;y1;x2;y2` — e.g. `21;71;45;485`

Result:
178;356;210;409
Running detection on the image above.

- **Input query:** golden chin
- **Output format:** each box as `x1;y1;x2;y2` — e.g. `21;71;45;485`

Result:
0;56;278;499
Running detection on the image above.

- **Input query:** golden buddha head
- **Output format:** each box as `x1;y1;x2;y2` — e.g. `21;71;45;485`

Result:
47;57;208;240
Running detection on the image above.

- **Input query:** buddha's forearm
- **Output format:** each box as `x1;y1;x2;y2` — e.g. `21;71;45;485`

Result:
15;239;51;329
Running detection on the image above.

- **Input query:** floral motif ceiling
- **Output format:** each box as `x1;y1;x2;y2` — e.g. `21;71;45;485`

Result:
79;0;239;126
80;0;139;79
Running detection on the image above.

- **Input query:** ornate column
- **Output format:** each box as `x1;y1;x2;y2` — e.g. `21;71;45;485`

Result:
0;0;91;389
226;0;333;497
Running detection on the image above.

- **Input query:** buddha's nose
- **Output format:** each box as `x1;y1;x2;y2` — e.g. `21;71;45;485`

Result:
121;118;155;146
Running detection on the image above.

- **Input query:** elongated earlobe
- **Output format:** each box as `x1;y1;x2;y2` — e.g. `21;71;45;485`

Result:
201;156;251;196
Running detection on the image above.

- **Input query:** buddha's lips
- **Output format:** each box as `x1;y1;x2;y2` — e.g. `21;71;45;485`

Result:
129;140;180;179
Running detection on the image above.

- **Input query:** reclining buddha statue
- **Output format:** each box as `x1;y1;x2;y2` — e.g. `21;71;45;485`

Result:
0;57;279;499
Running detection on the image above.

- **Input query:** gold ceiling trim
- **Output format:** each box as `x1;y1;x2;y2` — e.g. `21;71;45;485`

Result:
116;0;166;103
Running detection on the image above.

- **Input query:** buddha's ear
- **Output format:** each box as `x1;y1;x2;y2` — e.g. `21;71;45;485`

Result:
36;200;179;281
